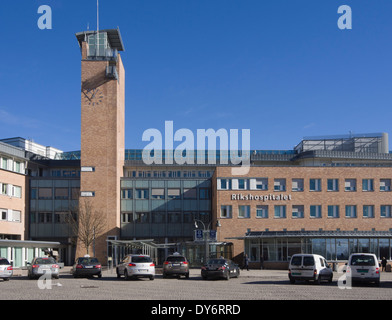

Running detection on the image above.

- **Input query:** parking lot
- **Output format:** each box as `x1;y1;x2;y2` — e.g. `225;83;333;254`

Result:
1;267;392;301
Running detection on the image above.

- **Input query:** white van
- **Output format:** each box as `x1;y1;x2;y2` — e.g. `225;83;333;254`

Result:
288;254;333;284
346;253;380;286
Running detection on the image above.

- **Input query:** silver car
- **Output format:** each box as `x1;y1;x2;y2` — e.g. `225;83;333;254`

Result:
0;258;13;281
27;257;60;279
116;254;155;280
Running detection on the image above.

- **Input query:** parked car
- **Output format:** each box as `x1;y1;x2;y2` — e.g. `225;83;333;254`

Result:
346;253;380;286
0;258;13;281
163;253;189;279
72;256;102;278
27;257;59;279
201;258;240;280
288;254;333;284
116;254;155;280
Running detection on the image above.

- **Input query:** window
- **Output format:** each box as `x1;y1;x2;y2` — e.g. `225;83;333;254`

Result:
328;205;339;218
151;188;164;199
238;205;250;218
152;212;165;223
153;171;166;178
345;179;356;192
327;179;339;192
345;205;357;218
12;186;22;198
363;205;374;218
168;212;181;223
38;188;52;200
0;209;7;221
310;179;322;192
30;188;37;199
254;178;268;190
219;179;231;190
274;179;286;191
135;189;149;199
274;205;286;218
134;212;149;223
1;183;8;195
55;188;68;200
183;171;196;178
310;205;322;218
362;179;374;192
39;213;52;224
116;211;129;223
256;205;268;218
54;212;68;224
168;171;181;178
291;179;304;192
1;157;8;170
381;205;392;218
199;188;211;199
238;179;247;190
168;189;181;199
121;189;133;199
220;205;232;218
292;205;304;218
183;188;197;199
380;179;391;192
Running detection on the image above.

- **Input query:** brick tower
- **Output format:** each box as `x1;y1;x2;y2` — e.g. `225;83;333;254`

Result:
75;29;125;263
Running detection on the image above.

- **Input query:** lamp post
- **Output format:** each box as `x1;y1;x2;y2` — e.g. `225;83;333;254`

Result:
194;219;221;264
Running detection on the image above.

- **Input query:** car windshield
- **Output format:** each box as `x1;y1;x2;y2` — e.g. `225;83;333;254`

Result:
350;255;376;266
207;259;226;265
35;258;56;265
78;258;99;264
166;256;186;262
131;256;152;263
291;256;302;266
0;259;10;265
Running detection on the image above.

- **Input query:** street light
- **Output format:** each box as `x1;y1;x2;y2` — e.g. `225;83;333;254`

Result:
194;219;221;264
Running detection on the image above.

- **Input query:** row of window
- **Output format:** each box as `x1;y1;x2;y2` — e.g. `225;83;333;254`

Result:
0;209;22;223
121;211;211;224
218;178;391;192
0;157;24;174
126;170;213;179
30;212;74;224
220;204;392;219
0;183;22;198
121;188;211;200
30;188;80;200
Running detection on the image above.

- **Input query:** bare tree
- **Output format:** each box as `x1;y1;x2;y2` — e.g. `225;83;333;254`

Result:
67;198;107;256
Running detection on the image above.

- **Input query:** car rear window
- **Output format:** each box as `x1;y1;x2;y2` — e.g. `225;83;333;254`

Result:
350;255;376;266
0;259;10;265
303;257;315;266
35;258;56;265
207;259;225;265
78;258;99;264
166;256;186;262
290;256;302;266
131;256;152;263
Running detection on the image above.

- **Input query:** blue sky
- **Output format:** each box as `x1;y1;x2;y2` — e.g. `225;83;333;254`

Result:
0;0;391;152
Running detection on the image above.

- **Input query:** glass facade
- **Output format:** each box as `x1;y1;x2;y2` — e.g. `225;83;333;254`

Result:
245;236;392;262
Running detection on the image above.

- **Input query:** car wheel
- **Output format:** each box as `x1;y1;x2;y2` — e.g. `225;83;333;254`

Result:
3;278;9;281
116;268;121;278
162;272;167;279
289;277;295;284
124;270;130;281
328;274;333;283
98;273;102;278
315;275;321;285
225;271;230;280
149;275;154;280
235;269;240;278
185;272;189;279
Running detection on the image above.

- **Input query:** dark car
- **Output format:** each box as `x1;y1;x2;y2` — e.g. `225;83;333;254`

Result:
201;258;240;280
72;257;102;278
163;253;190;279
